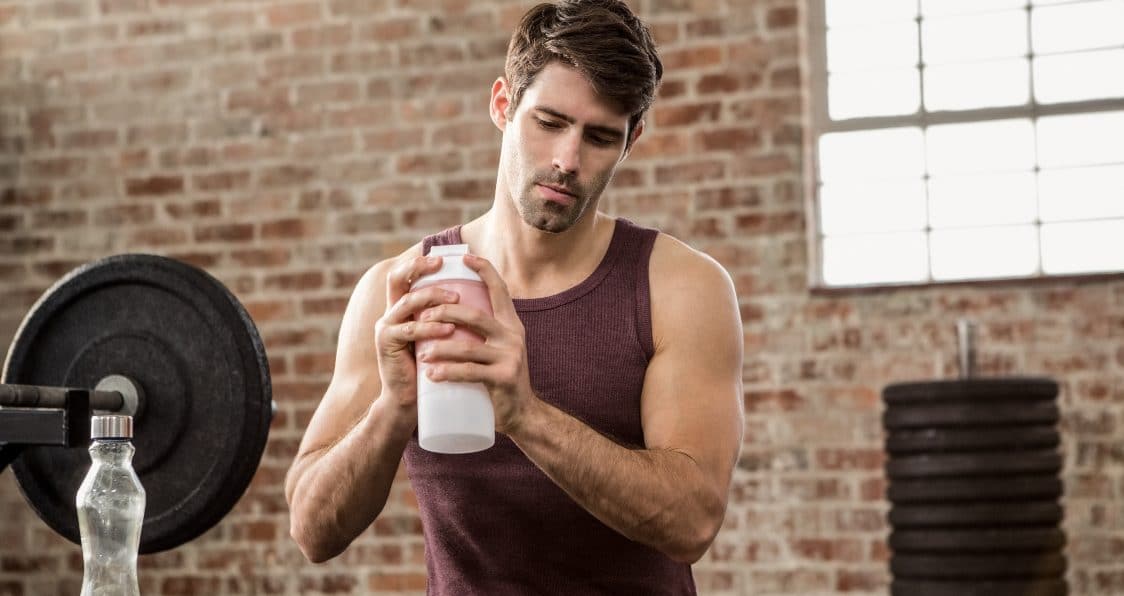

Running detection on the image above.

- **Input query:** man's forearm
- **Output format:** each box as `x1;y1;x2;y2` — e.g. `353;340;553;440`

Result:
506;397;726;564
286;396;415;563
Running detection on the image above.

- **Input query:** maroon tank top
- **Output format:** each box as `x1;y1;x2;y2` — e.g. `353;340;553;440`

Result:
403;218;696;595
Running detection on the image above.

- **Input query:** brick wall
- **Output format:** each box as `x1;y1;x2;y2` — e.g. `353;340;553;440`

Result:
1;0;1121;594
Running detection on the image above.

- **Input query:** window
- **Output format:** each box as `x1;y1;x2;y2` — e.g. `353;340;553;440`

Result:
807;0;1124;288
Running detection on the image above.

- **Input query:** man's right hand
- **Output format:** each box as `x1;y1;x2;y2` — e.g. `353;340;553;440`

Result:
373;254;460;409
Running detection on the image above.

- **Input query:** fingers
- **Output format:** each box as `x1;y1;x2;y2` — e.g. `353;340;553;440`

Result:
417;303;502;338
463;254;518;321
423;361;489;384
386;255;444;307
384;285;460;325
417;338;499;365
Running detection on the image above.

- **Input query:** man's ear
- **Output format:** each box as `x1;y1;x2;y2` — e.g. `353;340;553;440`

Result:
490;78;511;132
621;118;645;162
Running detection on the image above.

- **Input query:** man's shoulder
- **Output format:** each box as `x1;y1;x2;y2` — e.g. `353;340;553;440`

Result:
354;242;425;294
649;231;731;288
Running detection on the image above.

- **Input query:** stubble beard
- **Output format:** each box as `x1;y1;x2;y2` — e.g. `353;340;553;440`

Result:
517;170;613;234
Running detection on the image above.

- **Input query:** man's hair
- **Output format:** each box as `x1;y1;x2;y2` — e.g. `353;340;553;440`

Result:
504;0;663;140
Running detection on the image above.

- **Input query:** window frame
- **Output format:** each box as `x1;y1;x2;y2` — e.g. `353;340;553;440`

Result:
804;0;1124;291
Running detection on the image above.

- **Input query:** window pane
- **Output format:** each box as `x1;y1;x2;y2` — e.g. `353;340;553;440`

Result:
820;180;926;235
922;11;1027;65
1042;219;1124;274
828;23;918;72
922;0;1027;17
1038;111;1124;168
829;69;920;119
826;0;917;27
926;119;1035;175
1034;49;1124;104
1032;0;1124;55
819;127;925;181
1039;165;1124;222
928;172;1037;227
924;59;1029;111
930;225;1039;280
823;232;927;285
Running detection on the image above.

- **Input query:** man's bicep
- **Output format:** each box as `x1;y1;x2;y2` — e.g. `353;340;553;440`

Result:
640;250;744;483
295;261;391;458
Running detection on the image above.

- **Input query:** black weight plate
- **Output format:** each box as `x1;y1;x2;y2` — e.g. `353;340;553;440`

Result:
887;426;1059;454
892;552;1067;579
2;254;271;554
888;476;1064;503
886;450;1062;479
889;502;1063;528
891;579;1068;596
890;528;1066;553
884;378;1058;405
884;401;1059;430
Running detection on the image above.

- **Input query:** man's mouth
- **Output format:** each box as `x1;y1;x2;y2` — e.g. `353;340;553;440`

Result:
536;183;577;204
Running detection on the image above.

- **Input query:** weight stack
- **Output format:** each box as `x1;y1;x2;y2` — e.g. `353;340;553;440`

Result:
882;378;1069;596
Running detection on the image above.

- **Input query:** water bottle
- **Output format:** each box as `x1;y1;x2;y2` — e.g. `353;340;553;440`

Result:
411;243;496;453
77;415;145;596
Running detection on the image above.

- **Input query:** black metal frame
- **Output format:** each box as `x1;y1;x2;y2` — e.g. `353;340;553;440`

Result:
0;389;90;474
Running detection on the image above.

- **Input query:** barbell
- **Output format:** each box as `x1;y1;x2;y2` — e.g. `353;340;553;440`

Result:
0;253;273;554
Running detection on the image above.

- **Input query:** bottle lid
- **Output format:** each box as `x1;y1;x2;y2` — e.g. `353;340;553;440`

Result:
91;415;133;439
411;243;482;289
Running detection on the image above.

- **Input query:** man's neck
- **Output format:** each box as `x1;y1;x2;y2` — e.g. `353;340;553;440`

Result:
461;201;615;300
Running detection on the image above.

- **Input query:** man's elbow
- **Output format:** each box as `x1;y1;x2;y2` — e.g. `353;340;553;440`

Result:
666;523;721;565
289;515;345;564
666;492;726;565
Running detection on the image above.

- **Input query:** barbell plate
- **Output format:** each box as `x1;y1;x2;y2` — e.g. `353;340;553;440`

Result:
883;378;1058;405
891;579;1067;596
2;253;271;554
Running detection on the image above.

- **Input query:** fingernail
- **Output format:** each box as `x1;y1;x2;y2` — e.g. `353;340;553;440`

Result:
444;290;458;300
427;256;439;265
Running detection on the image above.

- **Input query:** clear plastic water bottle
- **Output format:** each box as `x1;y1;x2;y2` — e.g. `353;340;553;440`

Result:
77;415;145;596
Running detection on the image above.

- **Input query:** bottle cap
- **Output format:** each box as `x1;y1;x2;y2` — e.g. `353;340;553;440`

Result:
411;244;483;289
91;415;133;439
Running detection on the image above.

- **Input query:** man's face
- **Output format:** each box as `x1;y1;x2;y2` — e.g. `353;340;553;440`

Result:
494;63;637;234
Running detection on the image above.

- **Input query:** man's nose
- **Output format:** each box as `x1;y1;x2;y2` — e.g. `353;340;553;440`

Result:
552;132;581;175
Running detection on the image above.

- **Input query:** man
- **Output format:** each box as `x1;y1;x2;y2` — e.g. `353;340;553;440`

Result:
285;1;744;593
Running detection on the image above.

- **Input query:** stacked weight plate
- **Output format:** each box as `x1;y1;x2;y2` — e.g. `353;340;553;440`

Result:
883;378;1068;596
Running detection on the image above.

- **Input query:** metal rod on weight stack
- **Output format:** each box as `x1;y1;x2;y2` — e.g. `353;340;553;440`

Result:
957;319;975;380
0;384;124;412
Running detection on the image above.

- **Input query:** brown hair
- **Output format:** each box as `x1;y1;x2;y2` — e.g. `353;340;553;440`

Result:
504;0;663;142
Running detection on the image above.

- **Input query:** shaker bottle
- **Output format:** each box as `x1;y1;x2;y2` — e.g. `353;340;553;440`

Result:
410;244;495;453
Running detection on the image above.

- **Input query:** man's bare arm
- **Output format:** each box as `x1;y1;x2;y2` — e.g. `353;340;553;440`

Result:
285;250;458;562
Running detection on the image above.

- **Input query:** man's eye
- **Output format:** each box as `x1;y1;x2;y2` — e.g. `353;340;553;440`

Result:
537;119;563;130
589;136;614;147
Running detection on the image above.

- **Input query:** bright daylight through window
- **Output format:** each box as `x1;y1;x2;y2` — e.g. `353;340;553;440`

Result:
808;0;1124;288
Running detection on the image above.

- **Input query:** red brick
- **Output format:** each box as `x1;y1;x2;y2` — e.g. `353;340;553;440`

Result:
125;175;183;196
836;568;888;592
292;23;352;49
126;20;185;38
697;127;762;152
195;223;254;243
294;352;334;375
267;2;321;27
653;102;721;127
264;271;324;291
661;45;724;70
767;6;799;30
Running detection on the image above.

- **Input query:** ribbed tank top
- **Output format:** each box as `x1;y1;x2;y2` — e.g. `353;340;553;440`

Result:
403;218;697;595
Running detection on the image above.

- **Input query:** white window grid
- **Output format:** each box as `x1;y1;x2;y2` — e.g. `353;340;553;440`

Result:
806;0;1124;289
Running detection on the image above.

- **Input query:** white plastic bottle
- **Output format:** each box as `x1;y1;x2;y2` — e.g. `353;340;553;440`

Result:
410;244;496;453
77;415;145;596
